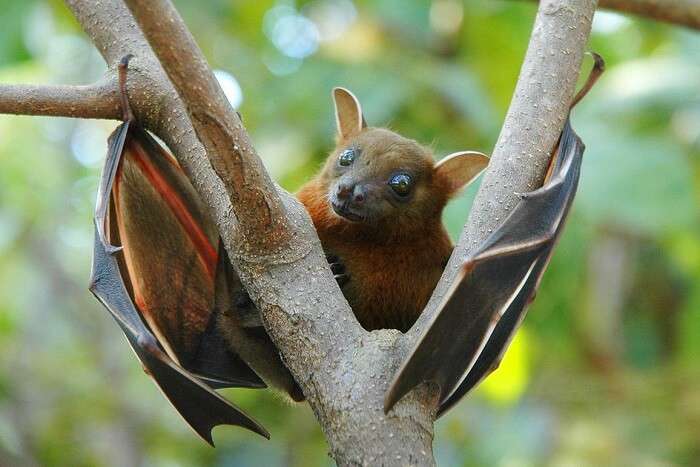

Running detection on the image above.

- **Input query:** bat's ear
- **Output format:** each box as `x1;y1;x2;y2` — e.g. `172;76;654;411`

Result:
434;151;489;196
333;87;367;140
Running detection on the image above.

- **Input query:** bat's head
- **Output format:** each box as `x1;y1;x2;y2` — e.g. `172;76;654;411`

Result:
317;87;488;234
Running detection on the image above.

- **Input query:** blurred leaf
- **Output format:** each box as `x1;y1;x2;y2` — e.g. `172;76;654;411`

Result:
577;126;696;234
0;0;35;65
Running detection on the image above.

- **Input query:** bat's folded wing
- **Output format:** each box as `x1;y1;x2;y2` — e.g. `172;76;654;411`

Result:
90;225;269;443
385;118;584;415
90;122;268;444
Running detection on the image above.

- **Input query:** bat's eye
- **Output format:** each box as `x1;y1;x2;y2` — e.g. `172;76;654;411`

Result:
389;173;412;197
339;148;357;166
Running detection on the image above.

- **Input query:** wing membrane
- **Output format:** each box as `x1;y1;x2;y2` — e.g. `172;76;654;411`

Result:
90;122;268;444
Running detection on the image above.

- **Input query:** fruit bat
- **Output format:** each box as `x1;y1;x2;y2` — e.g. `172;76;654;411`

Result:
89;51;602;443
384;53;605;415
89;56;300;445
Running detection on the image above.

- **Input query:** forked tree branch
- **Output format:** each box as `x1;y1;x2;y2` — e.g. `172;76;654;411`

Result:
1;0;600;465
116;3;430;462
63;1;434;464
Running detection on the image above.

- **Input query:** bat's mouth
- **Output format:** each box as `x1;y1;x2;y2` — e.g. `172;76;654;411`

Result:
331;201;364;222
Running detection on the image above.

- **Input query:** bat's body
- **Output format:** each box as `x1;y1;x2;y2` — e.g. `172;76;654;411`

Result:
296;203;451;331
297;91;488;331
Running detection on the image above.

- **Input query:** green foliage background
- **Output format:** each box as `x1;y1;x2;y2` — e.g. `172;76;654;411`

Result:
0;1;698;465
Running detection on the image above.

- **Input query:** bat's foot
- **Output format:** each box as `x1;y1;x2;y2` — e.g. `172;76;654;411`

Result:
326;254;349;288
234;289;254;310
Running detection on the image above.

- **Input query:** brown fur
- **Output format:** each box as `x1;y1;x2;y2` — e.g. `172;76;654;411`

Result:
296;128;458;332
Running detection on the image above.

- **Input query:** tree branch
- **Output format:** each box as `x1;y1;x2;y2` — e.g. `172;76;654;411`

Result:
599;0;700;30
524;0;700;30
411;0;598;339
0;78;121;119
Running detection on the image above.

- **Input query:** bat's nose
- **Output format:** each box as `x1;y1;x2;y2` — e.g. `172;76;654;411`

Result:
336;182;353;200
336;183;366;205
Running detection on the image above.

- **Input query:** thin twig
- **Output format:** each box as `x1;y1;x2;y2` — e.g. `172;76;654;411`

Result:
598;0;700;30
523;0;700;30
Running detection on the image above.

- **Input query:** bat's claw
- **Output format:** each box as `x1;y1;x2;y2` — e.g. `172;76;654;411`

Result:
326;253;338;263
326;254;350;288
105;244;124;255
335;273;350;288
329;261;344;275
